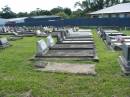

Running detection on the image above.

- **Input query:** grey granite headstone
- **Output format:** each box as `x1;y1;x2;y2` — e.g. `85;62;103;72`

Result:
36;39;48;56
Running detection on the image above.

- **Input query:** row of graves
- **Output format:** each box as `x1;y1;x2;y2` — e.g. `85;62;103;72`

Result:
0;26;77;37
0;26;36;37
0;26;78;49
32;28;98;75
97;28;130;75
0;26;81;39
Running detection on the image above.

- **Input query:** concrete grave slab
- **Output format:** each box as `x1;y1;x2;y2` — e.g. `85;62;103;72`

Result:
63;37;93;41
50;43;94;50
33;49;98;61
36;62;96;75
104;30;119;33
78;29;92;32
37;49;95;58
61;40;94;44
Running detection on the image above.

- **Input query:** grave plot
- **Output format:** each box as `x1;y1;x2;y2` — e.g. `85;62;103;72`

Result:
97;29;119;38
35;49;97;61
67;32;93;38
119;42;130;75
62;37;93;41
103;32;126;40
111;40;130;50
105;34;130;50
57;31;94;44
78;29;92;32
97;28;130;50
50;43;94;50
35;40;98;61
35;62;96;75
103;29;119;33
59;40;94;44
34;29;98;61
106;36;130;44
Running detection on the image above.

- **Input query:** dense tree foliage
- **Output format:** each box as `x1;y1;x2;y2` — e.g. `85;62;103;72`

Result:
0;6;70;19
0;0;130;19
64;8;72;16
0;5;16;18
75;0;130;13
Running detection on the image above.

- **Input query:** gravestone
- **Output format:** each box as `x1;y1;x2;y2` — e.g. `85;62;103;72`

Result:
47;34;55;47
0;38;8;45
78;29;91;32
57;32;66;43
36;39;48;56
119;42;130;74
36;30;46;36
0;37;9;48
36;30;41;35
67;30;92;38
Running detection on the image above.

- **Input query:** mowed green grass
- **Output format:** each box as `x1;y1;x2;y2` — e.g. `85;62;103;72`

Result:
0;30;130;97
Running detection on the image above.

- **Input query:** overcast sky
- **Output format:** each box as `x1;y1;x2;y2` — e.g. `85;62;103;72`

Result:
0;0;84;13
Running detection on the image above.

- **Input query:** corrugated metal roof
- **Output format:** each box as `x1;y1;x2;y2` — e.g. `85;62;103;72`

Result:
8;17;27;21
8;17;27;23
89;3;130;14
30;15;60;19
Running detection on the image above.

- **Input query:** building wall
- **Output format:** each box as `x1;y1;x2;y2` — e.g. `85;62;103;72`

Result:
91;13;130;18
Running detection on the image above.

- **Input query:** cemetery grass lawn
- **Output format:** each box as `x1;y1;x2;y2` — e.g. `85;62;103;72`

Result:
0;30;130;97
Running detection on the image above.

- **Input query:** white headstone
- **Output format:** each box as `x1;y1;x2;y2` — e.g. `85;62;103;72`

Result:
36;30;46;36
68;29;74;35
37;39;48;56
0;38;8;45
47;34;55;47
36;30;41;35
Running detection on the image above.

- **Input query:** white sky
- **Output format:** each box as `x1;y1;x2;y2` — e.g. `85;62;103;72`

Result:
0;0;84;13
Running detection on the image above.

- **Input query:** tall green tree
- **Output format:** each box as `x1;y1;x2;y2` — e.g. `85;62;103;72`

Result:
17;12;28;17
56;12;69;18
122;0;130;3
29;8;52;16
75;0;121;13
64;8;72;16
0;5;16;18
50;7;64;14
